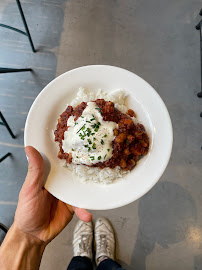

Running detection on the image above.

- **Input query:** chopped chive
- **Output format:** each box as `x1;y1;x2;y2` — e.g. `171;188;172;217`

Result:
104;134;107;137
91;132;95;135
90;156;94;160
101;139;104;145
86;120;91;123
93;137;96;141
74;122;78;126
88;139;92;144
84;145;88;148
98;122;101;126
90;115;95;121
92;143;96;149
72;148;75;151
104;154;107;159
80;116;84;118
94;127;99;132
76;156;78;158
95;107;102;111
88;147;91;152
98;156;102;160
77;124;85;134
95;108;102;114
107;149;110;152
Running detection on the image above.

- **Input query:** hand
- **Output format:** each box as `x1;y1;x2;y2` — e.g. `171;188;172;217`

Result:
14;146;92;245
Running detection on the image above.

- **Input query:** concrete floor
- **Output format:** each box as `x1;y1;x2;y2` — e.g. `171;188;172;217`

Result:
0;0;202;269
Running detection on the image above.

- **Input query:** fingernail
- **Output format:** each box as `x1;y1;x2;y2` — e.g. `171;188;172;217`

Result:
26;155;29;163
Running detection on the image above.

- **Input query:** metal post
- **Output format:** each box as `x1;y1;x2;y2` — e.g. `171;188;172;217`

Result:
0;223;8;233
196;22;202;97
0;67;32;73
196;10;202;98
0;112;16;138
0;153;11;163
16;0;36;52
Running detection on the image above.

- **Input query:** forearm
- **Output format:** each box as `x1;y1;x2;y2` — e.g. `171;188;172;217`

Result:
0;224;46;270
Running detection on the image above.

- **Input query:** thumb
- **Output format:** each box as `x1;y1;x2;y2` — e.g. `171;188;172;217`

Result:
24;146;45;190
72;206;92;222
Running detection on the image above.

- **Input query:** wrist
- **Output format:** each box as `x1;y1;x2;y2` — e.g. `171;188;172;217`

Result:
0;223;46;270
11;222;46;249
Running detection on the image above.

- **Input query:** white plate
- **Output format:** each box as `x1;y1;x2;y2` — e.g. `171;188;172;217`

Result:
24;65;173;210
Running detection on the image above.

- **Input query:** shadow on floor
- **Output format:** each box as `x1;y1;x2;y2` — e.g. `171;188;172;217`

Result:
119;181;197;270
0;0;67;230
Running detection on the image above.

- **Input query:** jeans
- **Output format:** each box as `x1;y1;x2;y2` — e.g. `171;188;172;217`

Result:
67;256;125;270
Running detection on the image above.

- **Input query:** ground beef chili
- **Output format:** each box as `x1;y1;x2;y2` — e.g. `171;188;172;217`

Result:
54;99;149;170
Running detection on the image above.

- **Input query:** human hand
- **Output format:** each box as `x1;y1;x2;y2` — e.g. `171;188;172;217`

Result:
14;146;92;245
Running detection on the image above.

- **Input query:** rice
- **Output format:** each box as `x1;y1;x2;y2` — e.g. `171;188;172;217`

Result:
64;87;132;184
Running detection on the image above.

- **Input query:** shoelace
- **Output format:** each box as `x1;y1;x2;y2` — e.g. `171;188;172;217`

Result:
78;234;91;254
98;234;110;253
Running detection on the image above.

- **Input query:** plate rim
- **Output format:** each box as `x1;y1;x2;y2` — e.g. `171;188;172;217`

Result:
24;65;173;210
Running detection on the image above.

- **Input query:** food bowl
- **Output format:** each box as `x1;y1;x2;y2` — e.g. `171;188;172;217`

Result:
24;65;173;210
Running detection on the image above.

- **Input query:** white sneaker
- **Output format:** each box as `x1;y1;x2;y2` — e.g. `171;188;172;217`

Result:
73;220;93;260
95;218;115;265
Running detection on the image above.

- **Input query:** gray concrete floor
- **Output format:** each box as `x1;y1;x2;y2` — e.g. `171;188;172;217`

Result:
0;0;202;269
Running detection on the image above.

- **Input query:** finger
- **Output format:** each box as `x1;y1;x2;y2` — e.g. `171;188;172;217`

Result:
24;146;45;190
72;207;92;222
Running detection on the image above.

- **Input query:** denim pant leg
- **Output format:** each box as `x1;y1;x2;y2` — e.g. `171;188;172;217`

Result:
67;256;93;270
97;258;125;270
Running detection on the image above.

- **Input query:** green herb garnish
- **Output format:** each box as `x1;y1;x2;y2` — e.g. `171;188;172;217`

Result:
90;156;94;161
88;139;92;144
77;124;85;134
104;134;107;137
104;154;107;159
107;149;110;152
98;156;102;160
95;107;102;113
101;139;104;145
92;143;96;149
90;114;95;121
72;149;75;151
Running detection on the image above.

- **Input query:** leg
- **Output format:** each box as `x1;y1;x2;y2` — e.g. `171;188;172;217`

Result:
67;220;93;270
0;153;11;163
0;68;32;74
95;218;125;269
16;0;36;52
0;112;15;138
67;256;93;270
0;223;8;234
97;258;125;270
196;21;202;97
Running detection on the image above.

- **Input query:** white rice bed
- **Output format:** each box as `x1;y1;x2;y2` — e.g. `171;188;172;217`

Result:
65;87;136;184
